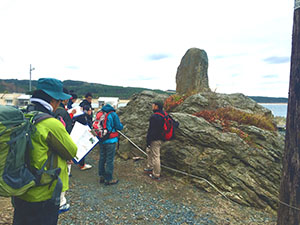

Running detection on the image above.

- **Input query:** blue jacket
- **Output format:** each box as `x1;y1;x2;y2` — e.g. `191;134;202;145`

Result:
101;104;123;144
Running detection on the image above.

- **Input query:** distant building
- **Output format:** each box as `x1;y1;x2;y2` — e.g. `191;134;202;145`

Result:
17;94;31;107
98;97;119;109
166;90;176;94
0;93;30;106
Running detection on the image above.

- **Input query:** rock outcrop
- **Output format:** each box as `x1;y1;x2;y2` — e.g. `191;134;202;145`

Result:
176;48;211;94
117;91;284;211
175;92;272;117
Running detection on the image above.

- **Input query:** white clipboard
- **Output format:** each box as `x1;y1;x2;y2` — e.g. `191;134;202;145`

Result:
68;106;84;118
70;122;99;163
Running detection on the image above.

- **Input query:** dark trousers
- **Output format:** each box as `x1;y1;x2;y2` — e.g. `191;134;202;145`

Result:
79;158;85;167
12;197;59;225
98;143;116;181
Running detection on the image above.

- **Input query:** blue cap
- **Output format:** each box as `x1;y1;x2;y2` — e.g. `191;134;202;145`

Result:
37;78;71;100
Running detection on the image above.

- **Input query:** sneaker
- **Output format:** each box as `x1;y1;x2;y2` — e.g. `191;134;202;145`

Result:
143;168;153;174
59;203;70;214
149;173;160;181
105;179;119;186
99;176;105;184
80;164;92;171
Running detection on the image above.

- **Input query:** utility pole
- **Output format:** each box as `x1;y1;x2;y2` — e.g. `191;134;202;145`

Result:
277;0;300;224
29;64;35;92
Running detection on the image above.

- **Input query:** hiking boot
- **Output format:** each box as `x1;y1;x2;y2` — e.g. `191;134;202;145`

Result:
80;164;92;171
143;168;153;174
59;203;70;214
99;176;105;184
105;179;119;186
148;173;160;181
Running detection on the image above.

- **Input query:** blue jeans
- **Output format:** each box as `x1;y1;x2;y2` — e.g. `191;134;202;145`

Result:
12;197;59;225
98;143;116;181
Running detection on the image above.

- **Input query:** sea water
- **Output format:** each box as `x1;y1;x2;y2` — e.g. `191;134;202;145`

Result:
260;104;287;117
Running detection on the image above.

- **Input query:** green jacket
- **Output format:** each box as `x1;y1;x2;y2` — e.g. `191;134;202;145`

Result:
19;117;77;202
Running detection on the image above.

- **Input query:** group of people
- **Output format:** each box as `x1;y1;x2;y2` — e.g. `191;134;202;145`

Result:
12;77;167;225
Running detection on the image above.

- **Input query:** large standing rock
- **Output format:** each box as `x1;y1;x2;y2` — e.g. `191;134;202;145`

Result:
117;91;284;211
176;48;211;94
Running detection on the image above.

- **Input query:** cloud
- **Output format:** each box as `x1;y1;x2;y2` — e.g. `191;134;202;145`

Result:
65;66;79;70
263;74;279;79
262;80;285;85
213;55;227;60
147;53;170;61
263;56;290;64
128;75;155;81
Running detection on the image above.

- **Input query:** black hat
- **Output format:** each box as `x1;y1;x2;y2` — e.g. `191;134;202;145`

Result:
153;100;164;109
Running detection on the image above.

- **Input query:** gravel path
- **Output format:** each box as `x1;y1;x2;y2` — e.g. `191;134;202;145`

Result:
0;144;277;225
57;147;277;225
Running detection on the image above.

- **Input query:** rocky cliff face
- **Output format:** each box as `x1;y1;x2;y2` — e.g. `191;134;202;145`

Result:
117;91;284;211
176;48;211;94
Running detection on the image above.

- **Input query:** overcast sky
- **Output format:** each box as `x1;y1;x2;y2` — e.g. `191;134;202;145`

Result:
0;0;295;97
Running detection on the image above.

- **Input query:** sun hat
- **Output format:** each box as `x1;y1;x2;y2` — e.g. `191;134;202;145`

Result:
37;78;71;100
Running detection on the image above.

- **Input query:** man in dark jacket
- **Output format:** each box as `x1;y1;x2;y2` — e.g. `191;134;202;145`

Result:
54;88;73;134
79;92;93;124
67;93;77;110
145;100;165;180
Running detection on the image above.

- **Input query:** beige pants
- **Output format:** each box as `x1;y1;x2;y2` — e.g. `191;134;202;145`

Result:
146;140;162;177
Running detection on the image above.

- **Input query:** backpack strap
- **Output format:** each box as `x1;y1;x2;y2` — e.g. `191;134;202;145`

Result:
103;111;112;130
34;152;62;205
154;111;167;118
31;112;53;124
106;111;119;139
28;112;62;205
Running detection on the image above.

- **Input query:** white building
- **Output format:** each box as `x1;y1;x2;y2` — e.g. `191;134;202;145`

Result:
0;93;30;106
17;94;31;107
98;97;119;109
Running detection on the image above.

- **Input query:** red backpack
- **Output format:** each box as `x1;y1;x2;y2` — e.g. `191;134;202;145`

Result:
154;111;179;141
93;111;118;141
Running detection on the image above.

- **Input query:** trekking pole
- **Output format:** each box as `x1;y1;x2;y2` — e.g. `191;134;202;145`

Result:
117;131;147;156
117;130;229;200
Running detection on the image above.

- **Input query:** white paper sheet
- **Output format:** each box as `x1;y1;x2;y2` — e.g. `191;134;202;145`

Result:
70;122;99;163
68;106;84;118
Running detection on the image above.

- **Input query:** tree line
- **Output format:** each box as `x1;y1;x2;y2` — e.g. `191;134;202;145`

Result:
0;79;167;99
0;79;288;102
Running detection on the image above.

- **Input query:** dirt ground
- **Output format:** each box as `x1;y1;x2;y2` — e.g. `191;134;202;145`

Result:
0;147;277;225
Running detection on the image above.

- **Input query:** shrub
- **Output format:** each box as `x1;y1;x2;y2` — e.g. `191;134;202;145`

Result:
193;107;277;145
163;91;200;112
194;107;276;132
164;94;187;112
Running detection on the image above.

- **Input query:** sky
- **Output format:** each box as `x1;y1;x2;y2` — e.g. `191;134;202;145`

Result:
0;0;295;97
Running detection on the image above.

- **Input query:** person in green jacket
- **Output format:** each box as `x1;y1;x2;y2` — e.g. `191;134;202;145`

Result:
12;78;77;225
